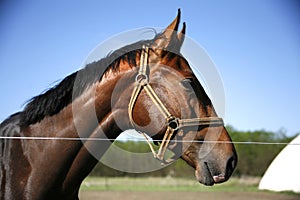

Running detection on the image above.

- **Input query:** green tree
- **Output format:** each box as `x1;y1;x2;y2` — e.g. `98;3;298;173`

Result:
89;126;297;177
227;125;295;176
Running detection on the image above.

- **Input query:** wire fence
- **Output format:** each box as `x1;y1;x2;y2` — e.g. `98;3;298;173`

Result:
0;136;299;145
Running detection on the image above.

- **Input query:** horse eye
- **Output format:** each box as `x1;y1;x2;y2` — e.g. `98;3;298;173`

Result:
180;78;193;91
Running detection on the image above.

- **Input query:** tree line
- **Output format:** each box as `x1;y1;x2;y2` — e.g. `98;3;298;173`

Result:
89;126;297;178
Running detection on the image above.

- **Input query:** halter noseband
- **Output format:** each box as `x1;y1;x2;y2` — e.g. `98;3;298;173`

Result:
128;45;224;164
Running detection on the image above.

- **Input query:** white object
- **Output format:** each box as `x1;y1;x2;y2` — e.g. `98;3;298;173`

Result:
259;134;300;193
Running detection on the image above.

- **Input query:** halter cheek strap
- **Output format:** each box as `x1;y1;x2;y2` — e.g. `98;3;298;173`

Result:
128;45;224;164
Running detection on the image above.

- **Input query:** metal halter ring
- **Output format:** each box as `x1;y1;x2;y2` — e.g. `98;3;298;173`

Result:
135;73;148;86
167;117;179;130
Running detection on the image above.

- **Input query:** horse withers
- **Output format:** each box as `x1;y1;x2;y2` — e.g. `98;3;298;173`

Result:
0;9;237;200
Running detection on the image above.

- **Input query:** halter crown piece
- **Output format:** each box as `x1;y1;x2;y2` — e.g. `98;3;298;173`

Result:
128;45;224;164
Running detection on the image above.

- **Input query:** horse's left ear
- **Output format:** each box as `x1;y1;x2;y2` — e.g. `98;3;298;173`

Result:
152;9;186;53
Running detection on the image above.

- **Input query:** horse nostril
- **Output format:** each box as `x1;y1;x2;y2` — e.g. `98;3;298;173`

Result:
226;155;237;176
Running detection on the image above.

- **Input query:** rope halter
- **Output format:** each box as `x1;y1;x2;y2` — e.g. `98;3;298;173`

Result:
128;45;224;164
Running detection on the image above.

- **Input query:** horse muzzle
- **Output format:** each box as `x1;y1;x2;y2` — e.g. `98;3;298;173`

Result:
195;153;237;186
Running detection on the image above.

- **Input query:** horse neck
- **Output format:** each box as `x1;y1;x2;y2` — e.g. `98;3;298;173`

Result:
71;74;134;140
28;69;134;136
59;66;136;192
17;67;134;197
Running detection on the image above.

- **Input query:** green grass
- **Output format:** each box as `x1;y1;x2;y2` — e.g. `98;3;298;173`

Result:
80;177;259;192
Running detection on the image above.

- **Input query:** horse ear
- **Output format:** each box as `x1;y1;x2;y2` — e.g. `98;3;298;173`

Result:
152;9;181;51
177;22;186;47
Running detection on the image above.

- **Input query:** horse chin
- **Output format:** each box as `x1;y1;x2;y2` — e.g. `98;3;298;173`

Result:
195;165;215;186
195;162;227;186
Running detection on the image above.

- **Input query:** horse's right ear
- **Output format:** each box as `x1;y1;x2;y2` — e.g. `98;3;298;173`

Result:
152;9;182;52
177;22;186;48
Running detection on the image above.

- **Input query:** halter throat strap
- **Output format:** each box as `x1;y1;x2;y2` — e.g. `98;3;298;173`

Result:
128;45;224;164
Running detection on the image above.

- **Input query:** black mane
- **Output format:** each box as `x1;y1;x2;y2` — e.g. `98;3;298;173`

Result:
19;37;158;126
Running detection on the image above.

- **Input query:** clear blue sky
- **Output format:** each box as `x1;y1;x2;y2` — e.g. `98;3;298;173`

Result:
0;0;299;136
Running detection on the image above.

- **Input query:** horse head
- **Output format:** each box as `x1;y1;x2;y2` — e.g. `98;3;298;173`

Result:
112;10;237;186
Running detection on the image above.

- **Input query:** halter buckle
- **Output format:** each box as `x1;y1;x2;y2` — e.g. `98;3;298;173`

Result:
135;73;148;86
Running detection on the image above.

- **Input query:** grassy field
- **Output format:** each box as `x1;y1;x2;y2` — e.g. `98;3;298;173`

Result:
79;177;300;200
80;176;263;192
79;177;299;200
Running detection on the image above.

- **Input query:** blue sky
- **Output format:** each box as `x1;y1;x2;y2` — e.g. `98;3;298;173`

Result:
0;0;299;136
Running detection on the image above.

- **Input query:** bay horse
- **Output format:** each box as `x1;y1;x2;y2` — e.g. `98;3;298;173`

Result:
0;10;237;200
